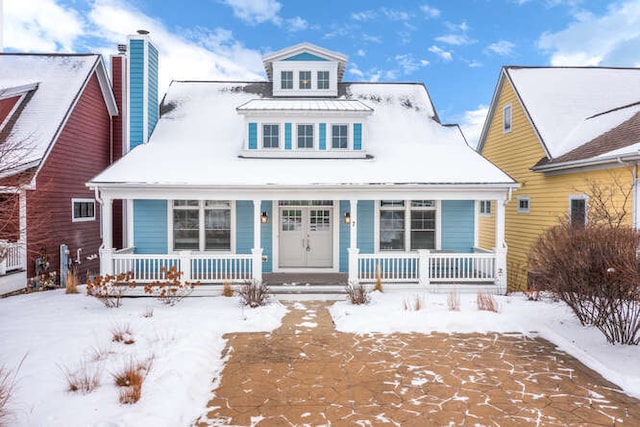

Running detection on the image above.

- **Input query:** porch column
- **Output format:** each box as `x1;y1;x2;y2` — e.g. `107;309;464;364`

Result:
495;198;507;293
348;199;359;283
252;199;263;283
99;196;114;275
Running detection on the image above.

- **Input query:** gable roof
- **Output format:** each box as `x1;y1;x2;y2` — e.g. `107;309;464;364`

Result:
477;66;640;162
90;81;515;189
0;54;118;175
262;43;348;82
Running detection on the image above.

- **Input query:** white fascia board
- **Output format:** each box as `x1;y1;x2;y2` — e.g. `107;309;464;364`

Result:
0;82;39;99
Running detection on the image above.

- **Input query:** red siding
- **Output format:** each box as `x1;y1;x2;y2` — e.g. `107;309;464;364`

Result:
111;56;125;249
0;96;20;126
26;73;112;281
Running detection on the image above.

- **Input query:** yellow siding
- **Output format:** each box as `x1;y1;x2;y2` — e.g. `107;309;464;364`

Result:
480;78;634;291
478;201;495;249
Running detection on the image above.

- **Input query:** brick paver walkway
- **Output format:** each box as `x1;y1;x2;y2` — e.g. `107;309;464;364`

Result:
196;301;640;426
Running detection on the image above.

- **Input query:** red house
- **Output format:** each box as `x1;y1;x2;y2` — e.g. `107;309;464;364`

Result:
0;53;118;293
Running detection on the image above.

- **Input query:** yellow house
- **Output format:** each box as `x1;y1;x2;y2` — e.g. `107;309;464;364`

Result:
477;66;640;291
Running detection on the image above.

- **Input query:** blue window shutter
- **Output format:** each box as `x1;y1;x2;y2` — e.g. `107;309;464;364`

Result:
319;123;326;150
353;123;362;150
248;123;257;149
285;123;292;150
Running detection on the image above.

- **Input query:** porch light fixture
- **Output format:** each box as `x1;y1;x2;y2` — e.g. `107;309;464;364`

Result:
344;212;351;224
261;211;269;224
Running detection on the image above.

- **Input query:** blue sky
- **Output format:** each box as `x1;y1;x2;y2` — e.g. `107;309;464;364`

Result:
4;0;640;144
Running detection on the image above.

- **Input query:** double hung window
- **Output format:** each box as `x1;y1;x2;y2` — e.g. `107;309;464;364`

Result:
299;71;311;89
379;200;436;251
297;124;314;148
281;71;293;89
331;124;348;149
263;124;279;148
173;200;231;251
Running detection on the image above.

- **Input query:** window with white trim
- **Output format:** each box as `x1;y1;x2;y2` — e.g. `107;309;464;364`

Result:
317;71;329;89
281;71;293;89
297;124;314;148
172;200;231;251
331;124;348;149
299;71;311;89
479;200;492;216
379;200;436;251
569;195;587;227
503;104;512;133
263;124;279;148
517;196;530;214
72;199;95;222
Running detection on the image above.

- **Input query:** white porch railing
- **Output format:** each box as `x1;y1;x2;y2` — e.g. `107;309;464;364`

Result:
353;249;501;286
107;249;259;283
0;241;25;275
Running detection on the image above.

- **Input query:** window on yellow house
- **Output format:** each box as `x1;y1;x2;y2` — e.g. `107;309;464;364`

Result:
503;104;512;133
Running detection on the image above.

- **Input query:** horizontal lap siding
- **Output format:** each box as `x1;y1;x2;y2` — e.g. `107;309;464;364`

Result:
261;201;273;273
478;201;496;249
357;200;374;254
236;201;253;254
147;43;159;138
27;73;111;280
129;39;145;149
441;200;474;253
339;200;350;272
133;200;167;254
480;79;634;289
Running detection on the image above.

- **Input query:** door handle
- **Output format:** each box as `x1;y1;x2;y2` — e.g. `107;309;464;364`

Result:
306;235;311;252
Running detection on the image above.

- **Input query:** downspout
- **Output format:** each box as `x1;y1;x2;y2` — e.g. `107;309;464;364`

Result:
94;187;105;251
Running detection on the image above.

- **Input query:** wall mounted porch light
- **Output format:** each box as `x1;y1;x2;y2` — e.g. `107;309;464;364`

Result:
261;211;269;224
344;212;351;224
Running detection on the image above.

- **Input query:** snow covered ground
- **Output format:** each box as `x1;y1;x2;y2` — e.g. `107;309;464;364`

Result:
1;288;639;426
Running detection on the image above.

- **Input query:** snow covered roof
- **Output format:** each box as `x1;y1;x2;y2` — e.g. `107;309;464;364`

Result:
91;81;515;190
505;67;640;159
0;54;117;173
236;98;372;113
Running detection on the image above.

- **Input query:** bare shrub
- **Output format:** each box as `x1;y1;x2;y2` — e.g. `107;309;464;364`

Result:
62;363;101;394
237;280;270;308
143;265;199;306
142;306;154;318
403;295;424;311
65;267;79;294
90;344;114;361
530;222;640;344
222;279;234;297
111;323;135;345
86;272;136;308
345;281;370;305
0;357;23;425
113;357;152;405
477;292;499;312
447;290;460;311
507;261;527;293
373;264;384;293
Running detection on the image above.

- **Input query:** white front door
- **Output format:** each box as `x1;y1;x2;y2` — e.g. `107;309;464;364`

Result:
279;206;333;268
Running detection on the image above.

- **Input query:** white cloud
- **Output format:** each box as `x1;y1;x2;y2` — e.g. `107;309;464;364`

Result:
468;60;483;68
428;45;453;62
419;5;441;19
221;0;282;25
381;8;411;21
537;1;640;66
484;40;516;56
356;49;366;57
285;17;309;32
4;0;84;52
395;54;429;74
436;34;473;46
351;10;377;21
458;105;489;148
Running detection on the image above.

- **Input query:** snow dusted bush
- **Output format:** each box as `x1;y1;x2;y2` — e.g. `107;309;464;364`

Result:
237;280;270;308
530;222;640;345
345;281;370;305
86;272;136;308
143;265;199;306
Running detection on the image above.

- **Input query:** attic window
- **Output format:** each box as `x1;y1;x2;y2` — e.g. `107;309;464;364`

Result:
318;71;329;89
299;71;311;89
281;71;293;89
503;104;512;133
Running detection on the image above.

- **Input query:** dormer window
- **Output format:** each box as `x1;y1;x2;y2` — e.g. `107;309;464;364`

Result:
263;124;280;148
281;71;293;90
299;71;311;89
318;71;329;90
297;124;314;148
332;124;348;149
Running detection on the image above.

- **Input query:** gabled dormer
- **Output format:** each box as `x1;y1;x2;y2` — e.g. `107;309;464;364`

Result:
263;43;347;98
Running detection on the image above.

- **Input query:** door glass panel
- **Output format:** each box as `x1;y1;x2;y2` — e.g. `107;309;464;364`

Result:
310;209;331;232
281;209;302;231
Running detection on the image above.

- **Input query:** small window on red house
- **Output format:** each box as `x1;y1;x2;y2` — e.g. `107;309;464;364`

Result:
72;199;95;222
